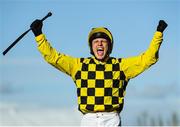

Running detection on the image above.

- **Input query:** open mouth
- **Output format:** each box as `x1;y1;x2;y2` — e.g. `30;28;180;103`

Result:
97;47;104;56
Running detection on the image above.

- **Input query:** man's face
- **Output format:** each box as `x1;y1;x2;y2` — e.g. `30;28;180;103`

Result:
92;38;109;61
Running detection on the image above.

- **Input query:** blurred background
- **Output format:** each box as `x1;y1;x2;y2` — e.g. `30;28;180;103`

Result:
0;0;180;126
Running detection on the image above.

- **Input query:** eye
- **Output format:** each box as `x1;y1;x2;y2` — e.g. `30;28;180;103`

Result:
92;40;98;44
101;39;108;43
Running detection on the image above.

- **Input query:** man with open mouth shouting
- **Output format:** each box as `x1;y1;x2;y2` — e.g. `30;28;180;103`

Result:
30;19;167;126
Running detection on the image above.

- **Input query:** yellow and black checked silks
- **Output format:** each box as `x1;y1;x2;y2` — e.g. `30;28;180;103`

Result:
74;57;127;113
35;31;163;114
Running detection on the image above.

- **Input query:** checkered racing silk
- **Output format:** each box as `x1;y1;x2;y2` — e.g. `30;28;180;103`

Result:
74;57;128;113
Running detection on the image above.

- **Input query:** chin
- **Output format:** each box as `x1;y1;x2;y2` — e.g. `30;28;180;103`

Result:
94;52;108;61
96;56;106;61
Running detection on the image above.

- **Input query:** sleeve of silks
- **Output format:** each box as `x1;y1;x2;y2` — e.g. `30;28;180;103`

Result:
121;31;163;80
35;34;79;77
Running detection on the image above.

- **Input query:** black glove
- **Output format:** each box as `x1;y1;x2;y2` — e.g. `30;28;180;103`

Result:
157;20;168;33
30;19;43;36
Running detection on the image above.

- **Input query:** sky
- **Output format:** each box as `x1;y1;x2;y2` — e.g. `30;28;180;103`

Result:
0;0;180;125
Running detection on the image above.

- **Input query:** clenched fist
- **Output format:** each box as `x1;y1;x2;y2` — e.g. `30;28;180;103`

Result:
30;19;43;37
157;20;168;33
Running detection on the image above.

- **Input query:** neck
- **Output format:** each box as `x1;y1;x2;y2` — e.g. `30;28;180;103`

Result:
95;55;110;62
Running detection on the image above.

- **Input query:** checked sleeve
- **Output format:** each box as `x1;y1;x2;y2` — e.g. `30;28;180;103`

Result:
35;34;79;77
121;31;163;80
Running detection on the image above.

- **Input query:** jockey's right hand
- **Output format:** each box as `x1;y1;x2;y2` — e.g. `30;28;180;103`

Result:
30;19;43;37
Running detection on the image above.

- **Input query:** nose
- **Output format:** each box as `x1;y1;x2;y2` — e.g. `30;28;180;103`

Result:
97;41;103;46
